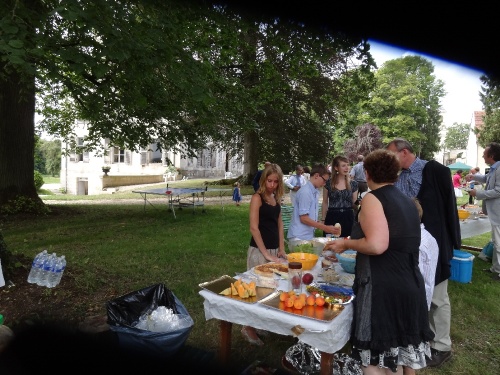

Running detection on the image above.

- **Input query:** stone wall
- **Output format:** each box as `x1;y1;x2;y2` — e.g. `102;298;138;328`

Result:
102;175;164;188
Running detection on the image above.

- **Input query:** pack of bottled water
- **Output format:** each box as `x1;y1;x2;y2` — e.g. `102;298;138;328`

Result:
27;250;66;288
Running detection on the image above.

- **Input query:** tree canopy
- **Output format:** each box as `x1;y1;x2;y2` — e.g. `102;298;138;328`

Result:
477;74;500;146
1;0;375;212
357;55;445;160
443;122;470;150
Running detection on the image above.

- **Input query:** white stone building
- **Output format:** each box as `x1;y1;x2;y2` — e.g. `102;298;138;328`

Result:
60;120;243;195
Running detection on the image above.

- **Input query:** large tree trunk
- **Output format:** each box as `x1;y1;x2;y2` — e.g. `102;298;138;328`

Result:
243;129;259;183
0;63;42;210
240;24;260;184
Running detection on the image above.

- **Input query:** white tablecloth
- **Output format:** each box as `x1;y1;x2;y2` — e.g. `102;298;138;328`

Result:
199;259;354;354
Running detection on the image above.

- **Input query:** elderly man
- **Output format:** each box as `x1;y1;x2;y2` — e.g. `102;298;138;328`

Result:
284;164;308;206
386;138;461;369
466;142;500;282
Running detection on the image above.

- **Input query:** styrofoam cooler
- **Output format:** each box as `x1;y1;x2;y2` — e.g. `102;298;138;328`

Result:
450;250;475;283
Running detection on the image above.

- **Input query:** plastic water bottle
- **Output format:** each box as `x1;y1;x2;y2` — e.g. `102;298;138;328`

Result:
38;253;57;287
48;255;66;288
27;250;48;284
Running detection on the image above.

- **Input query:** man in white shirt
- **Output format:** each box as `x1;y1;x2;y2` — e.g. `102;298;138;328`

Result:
285;165;308;206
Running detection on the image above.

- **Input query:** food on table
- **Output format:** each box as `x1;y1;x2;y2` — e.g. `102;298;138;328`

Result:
253;262;289;278
221;281;256;299
231;283;238;295
323;268;340;283
306;284;353;304
280;291;289;301
293;243;315;253
321;258;332;269
302;273;314;285
278;290;328;309
293;299;304;309
291;275;301;289
315;296;325;306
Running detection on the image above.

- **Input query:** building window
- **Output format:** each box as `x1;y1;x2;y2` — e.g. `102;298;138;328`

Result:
113;148;125;163
70;137;88;163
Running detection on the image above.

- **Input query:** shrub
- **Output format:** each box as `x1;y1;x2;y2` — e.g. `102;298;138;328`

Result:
34;170;44;191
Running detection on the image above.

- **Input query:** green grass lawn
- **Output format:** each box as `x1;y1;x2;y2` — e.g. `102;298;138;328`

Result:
3;184;499;374
41;175;60;184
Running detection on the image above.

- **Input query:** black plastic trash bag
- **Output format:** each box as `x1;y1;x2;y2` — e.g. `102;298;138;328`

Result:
106;283;194;359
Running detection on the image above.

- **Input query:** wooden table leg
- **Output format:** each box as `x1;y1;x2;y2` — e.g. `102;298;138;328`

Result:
218;320;233;365
319;351;334;375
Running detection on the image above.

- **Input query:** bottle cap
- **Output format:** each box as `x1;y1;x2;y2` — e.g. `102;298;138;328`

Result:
288;262;302;270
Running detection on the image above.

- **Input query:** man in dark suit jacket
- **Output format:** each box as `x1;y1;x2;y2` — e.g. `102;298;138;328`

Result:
387;138;461;369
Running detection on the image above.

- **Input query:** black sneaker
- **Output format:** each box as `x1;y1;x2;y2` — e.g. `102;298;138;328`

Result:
426;348;453;368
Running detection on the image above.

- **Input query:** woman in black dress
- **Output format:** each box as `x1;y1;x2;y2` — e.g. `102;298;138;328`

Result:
325;149;433;374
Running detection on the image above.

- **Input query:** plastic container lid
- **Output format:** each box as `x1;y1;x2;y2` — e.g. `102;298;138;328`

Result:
288;261;302;270
453;250;472;259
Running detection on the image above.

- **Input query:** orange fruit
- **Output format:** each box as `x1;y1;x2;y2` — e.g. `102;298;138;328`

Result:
280;292;289;302
315;296;325;307
306;295;316;306
288;290;296;296
286;298;295;308
293;299;304;310
299;293;307;303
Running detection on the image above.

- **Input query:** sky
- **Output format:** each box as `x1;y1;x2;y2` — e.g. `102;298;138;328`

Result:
368;40;484;129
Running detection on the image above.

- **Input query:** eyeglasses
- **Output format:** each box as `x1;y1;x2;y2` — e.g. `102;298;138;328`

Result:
319;175;328;183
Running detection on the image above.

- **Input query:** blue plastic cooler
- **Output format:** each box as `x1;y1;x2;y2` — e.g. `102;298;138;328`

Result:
450;250;475;283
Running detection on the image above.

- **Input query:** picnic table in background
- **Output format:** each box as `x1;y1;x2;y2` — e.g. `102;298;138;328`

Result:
133;186;232;218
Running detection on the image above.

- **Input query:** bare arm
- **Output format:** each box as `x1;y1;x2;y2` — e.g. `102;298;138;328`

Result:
299;214;340;236
277;212;286;258
324;193;389;254
321;187;328;221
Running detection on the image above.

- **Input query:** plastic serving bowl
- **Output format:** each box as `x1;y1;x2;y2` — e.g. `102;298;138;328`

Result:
286;252;319;270
336;250;357;274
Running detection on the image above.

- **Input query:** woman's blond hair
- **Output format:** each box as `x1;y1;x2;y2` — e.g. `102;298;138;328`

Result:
256;163;284;203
